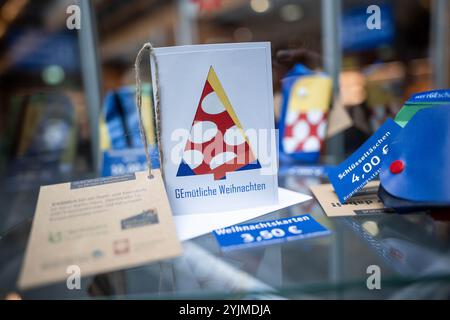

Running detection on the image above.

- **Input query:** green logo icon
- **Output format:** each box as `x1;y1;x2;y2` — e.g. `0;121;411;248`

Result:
48;231;63;244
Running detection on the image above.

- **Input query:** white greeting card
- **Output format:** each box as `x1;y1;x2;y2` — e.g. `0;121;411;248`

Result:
152;42;278;215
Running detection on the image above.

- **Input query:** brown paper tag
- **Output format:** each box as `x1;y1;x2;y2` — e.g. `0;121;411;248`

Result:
310;181;395;217
18;170;181;290
326;97;353;138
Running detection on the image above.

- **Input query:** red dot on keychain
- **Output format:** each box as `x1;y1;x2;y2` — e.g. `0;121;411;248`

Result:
390;160;405;174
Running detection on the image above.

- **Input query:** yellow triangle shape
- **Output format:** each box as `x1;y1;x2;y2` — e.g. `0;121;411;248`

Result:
206;66;254;151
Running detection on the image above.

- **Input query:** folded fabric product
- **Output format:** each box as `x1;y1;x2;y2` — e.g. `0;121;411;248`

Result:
279;64;332;163
378;105;450;212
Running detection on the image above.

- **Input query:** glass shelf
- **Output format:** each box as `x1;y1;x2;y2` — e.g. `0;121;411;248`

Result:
1;172;450;299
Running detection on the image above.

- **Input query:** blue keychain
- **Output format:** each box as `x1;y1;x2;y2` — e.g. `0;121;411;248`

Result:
379;106;450;205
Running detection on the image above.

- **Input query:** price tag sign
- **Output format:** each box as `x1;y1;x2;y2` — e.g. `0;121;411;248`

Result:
213;214;330;251
327;119;402;203
101;148;160;177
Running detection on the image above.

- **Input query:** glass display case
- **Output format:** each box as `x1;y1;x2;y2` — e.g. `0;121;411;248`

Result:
1;172;450;299
0;0;449;300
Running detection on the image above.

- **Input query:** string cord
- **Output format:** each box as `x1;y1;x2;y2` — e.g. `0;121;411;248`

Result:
134;43;163;178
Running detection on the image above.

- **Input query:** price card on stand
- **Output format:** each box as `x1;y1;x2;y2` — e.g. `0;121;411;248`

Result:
327;119;402;203
213;214;330;251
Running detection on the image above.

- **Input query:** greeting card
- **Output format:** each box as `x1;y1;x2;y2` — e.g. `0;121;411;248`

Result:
152;43;278;215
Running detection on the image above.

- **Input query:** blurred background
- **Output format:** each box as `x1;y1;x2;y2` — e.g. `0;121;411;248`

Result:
0;0;449;231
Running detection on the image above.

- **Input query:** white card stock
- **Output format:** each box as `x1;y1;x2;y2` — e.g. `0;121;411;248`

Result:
152;43;278;215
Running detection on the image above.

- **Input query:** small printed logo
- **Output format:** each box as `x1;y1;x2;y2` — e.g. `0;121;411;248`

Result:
121;209;159;230
92;249;104;259
366;265;381;290
113;239;130;256
48;231;63;244
389;248;404;261
66;265;81;290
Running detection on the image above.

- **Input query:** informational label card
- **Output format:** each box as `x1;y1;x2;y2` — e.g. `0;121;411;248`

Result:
152;43;278;215
311;181;395;217
18;170;181;290
213;214;330;251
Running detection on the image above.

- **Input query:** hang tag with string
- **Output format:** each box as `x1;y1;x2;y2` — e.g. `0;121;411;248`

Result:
150;42;279;215
18;43;181;290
